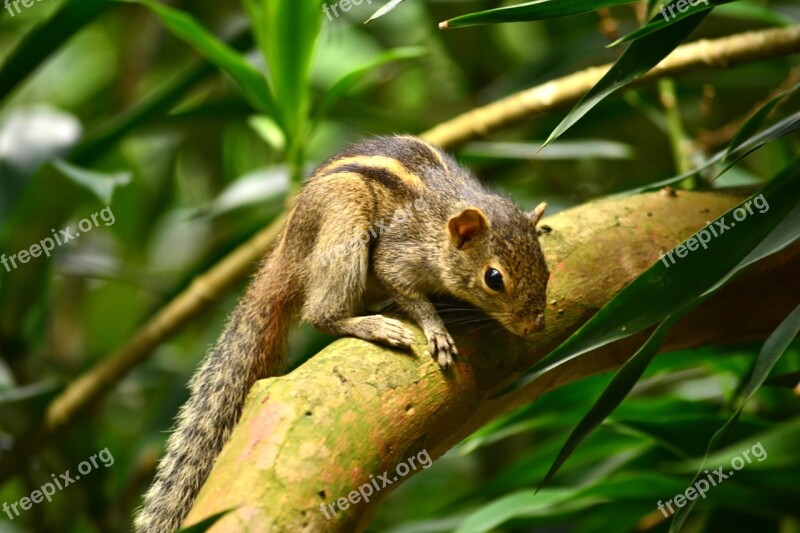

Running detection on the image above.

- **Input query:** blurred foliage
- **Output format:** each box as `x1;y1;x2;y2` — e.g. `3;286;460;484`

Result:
0;0;798;531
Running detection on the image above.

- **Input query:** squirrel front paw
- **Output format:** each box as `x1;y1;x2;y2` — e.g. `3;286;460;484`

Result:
426;327;457;368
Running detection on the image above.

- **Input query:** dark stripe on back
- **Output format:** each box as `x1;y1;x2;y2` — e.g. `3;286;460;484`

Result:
323;163;407;192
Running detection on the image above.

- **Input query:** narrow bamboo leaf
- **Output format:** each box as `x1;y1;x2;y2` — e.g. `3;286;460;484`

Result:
0;380;60;406
262;0;323;138
191;167;289;219
454;489;597;533
0;0;112;104
365;0;406;24
0;107;82;223
703;203;800;297
500;158;800;395
669;303;800;532
544;11;708;147
51;160;132;205
314;47;426;120
624;109;800;193
714;109;800;177
134;0;279;121
610;0;733;47
733;304;800;433
675;418;800;472
248;116;286;152
536;315;683;492
722;81;800;162
440;0;632;29
240;0;269;67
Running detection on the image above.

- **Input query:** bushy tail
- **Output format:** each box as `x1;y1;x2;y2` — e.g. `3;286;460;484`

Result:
134;254;295;533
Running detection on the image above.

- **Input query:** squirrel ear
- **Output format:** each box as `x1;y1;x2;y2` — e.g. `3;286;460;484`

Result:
448;208;489;248
528;202;548;227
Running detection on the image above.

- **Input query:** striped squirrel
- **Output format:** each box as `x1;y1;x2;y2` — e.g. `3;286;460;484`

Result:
135;135;549;532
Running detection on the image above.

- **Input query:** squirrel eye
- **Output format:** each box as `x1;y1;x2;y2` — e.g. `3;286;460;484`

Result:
484;268;505;292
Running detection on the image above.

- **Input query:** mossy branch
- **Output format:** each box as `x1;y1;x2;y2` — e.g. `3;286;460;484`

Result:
185;189;799;531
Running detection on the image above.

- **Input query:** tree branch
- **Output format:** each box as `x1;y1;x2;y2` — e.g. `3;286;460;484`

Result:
185;189;800;531
423;26;800;149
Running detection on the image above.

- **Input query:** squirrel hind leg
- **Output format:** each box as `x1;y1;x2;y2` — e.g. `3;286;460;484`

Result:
301;221;416;351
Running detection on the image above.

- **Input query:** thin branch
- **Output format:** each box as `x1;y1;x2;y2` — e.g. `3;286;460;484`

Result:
422;26;800;149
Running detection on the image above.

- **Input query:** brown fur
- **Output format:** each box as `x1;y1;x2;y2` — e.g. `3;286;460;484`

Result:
134;136;549;532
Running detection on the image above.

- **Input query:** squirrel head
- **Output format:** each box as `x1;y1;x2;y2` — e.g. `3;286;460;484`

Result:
442;201;549;338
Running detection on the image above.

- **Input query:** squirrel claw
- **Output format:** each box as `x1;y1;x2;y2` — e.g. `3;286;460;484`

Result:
427;329;457;368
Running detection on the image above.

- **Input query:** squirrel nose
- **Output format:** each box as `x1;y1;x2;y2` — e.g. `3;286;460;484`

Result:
521;313;545;336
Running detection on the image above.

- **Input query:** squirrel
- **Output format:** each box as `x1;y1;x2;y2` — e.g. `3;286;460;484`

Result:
134;135;549;532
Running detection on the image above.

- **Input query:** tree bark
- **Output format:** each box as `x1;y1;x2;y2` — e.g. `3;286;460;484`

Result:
185;189;800;531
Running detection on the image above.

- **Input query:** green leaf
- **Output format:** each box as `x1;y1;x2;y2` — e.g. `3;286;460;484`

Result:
314;47;426;120
626;109;800;193
365;0;406;24
535;315;684;492
501;158;800;395
669;305;800;531
610;0;731;47
248;116;286;152
0;107;82;223
134;0;279;122
544;10;708;146
0;380;60;406
673;418;800;473
577;472;689;502
51;160;131;205
454;489;599;533
722;81;800;163
480;430;649;497
714;109;800;178
440;0;633;29
0;0;112;104
261;0;323;139
191;167;289;219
